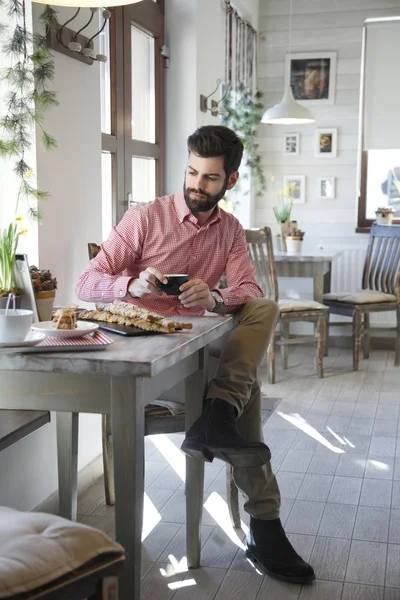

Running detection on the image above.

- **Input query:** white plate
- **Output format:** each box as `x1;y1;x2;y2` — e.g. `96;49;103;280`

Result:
31;321;99;338
0;332;46;349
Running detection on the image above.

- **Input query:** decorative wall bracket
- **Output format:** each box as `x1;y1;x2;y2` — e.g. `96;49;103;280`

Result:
46;8;110;66
200;79;231;117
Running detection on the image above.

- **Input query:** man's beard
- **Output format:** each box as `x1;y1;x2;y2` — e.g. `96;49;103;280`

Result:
183;180;228;213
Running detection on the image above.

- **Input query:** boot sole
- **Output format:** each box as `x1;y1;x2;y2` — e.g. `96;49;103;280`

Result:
246;549;316;584
180;439;271;468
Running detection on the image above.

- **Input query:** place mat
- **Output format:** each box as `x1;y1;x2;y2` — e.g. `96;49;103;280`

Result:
19;330;113;353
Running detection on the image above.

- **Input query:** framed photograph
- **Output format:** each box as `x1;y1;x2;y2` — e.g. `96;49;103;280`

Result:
283;175;306;204
284;133;300;155
285;52;337;105
315;128;337;157
318;177;335;200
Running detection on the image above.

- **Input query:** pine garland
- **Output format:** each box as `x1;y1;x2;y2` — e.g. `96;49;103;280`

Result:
220;84;266;197
0;0;59;221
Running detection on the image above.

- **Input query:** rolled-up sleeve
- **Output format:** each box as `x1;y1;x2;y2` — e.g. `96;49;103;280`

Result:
215;225;264;313
75;208;147;303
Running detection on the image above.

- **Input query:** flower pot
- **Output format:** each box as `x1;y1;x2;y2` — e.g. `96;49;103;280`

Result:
286;238;303;253
0;295;22;310
35;290;56;322
375;213;393;225
280;220;298;252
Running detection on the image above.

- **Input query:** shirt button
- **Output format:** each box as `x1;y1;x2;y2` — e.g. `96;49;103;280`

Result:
101;292;105;297
193;256;197;260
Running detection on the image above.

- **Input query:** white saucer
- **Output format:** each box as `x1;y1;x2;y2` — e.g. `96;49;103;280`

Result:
0;332;46;349
31;320;99;339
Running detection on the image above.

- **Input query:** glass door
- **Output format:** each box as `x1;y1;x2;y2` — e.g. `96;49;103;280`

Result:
120;0;164;221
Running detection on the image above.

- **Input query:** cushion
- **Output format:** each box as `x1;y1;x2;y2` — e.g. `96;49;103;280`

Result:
279;299;327;313
323;290;396;304
0;506;124;598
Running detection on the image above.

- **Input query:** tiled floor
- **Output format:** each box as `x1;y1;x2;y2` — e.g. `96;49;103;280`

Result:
77;346;400;599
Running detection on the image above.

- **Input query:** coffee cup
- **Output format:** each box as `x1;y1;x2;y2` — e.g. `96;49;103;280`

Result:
156;274;189;296
0;309;33;343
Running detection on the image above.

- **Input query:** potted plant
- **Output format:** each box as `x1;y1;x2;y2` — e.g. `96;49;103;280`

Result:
0;0;58;301
220;84;266;197
0;218;28;308
273;186;297;251
285;228;305;254
375;206;394;225
30;265;57;321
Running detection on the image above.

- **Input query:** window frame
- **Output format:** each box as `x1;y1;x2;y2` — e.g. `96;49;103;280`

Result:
357;20;400;233
100;0;165;226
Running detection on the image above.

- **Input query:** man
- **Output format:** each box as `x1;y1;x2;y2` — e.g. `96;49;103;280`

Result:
76;125;315;584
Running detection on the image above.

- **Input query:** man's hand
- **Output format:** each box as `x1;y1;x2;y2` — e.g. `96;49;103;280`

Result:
128;267;167;298
178;279;215;311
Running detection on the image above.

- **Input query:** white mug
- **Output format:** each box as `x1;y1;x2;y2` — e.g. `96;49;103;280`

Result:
0;309;33;343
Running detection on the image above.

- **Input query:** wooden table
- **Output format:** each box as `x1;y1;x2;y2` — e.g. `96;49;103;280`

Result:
0;315;232;600
273;247;344;303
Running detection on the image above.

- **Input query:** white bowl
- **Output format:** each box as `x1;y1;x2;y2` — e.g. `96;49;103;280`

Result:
0;309;33;343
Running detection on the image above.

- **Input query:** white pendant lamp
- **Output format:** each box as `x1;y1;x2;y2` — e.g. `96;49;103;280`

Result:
261;86;315;124
33;0;143;6
261;0;315;125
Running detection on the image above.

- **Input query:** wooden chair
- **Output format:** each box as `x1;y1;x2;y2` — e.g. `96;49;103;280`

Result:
87;243;242;526
0;506;125;600
245;227;328;384
323;223;400;371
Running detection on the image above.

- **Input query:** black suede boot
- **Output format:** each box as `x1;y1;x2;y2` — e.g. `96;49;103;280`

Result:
246;517;315;584
180;399;271;467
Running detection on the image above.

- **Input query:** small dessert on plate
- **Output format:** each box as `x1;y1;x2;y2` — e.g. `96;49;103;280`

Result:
52;308;77;330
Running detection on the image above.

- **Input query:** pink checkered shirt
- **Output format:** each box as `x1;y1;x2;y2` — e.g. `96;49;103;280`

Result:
75;190;263;316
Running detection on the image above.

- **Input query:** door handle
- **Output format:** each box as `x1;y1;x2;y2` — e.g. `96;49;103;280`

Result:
120;193;133;210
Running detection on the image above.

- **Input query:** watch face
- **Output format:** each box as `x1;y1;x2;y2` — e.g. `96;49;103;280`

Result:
212;292;223;306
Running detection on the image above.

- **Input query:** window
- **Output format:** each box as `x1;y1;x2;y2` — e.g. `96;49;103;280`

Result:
100;0;165;228
122;0;164;219
358;18;400;231
101;152;113;241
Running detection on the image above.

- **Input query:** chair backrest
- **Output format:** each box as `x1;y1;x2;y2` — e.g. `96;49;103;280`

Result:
245;227;279;302
88;243;101;260
362;224;400;298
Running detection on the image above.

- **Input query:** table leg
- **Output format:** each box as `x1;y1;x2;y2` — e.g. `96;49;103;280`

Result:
185;348;208;569
56;412;78;520
323;264;332;356
312;263;325;304
111;376;145;600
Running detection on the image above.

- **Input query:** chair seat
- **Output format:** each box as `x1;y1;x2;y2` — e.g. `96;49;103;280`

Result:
323;290;397;304
279;299;327;313
0;506;124;599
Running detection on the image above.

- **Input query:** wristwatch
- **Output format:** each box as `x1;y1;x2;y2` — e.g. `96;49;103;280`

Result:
210;290;224;311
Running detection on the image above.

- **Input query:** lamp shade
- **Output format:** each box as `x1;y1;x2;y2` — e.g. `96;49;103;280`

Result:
33;0;143;6
261;86;315;125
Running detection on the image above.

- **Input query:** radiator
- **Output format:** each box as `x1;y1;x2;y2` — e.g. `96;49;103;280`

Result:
331;249;396;328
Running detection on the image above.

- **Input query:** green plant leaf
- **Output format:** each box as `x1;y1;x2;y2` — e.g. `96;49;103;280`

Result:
0;1;59;223
41;131;57;150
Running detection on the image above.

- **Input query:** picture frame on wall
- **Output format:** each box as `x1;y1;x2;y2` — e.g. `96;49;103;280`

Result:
284;133;300;155
315;128;337;157
285;52;337;105
318;177;335;200
283;175;306;204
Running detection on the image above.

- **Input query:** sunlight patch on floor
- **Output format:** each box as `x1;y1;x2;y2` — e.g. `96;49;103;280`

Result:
276;411;345;454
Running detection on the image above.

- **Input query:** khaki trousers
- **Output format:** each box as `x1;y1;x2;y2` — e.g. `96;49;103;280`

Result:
206;298;281;520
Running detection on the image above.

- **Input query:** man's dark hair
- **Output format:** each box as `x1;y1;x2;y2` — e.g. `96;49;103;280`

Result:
187;126;244;177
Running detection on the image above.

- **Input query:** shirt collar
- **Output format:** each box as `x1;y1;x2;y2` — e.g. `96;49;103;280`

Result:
174;188;222;226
